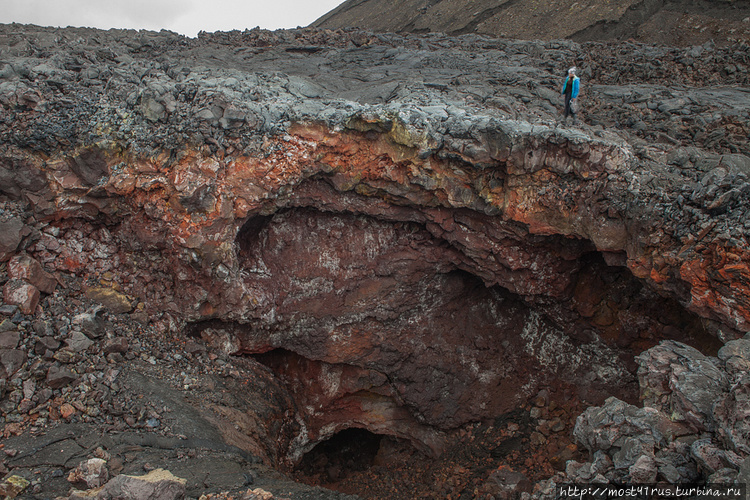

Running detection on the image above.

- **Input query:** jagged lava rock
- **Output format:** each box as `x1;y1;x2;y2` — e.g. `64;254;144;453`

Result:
638;340;728;432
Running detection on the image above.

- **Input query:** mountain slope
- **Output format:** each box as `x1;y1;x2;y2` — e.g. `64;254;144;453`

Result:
312;0;750;46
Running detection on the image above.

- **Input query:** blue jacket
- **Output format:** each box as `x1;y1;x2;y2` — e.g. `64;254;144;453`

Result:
561;76;580;99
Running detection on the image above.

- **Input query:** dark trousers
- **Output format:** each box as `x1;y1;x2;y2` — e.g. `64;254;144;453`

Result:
563;94;576;119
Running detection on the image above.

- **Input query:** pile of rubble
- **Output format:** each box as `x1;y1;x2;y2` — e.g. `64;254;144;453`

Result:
534;340;750;497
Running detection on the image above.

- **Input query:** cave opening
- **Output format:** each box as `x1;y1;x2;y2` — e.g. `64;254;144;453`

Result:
294;428;386;483
236;212;273;263
190;202;729;495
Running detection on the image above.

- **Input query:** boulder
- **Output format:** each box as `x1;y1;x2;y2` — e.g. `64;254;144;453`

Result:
68;458;109;489
68;468;186;500
718;339;750;379
7;253;57;294
690;438;743;475
707;467;738;484
573;397;691;453
637;340;728;432
3;279;40;315
655;441;700;484
713;375;750;455
612;435;656;470
0;217;27;261
46;364;77;389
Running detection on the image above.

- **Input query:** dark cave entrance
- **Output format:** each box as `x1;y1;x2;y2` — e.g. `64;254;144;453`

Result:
179;201;732;497
223;204;725;472
295;428;386;482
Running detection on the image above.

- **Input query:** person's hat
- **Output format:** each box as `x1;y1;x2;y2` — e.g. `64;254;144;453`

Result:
569;67;576;74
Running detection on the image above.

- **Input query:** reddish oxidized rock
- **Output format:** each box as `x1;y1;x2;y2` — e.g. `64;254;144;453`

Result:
7;253;57;294
3;279;40;315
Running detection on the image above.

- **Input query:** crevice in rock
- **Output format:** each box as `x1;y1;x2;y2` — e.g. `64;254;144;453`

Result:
236;213;274;263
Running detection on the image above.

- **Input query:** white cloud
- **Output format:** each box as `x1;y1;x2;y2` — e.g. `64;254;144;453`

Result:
0;0;344;37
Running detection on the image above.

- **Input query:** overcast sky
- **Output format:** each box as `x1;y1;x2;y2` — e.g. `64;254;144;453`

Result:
0;0;345;37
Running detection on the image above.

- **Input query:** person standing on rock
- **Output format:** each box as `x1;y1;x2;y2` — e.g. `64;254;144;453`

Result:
560;67;580;125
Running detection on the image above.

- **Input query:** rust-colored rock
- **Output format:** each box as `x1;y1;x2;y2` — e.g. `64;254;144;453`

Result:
60;403;76;419
3;279;40;315
7;254;57;294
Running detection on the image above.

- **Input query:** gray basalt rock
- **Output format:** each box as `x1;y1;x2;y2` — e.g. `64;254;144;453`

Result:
708;467;739;485
713;374;750;455
628;454;658;483
0;348;26;379
573;397;691;453
72;307;108;339
612;436;656;470
0;330;20;349
718;339;750;378
655;441;700;484
571;338;750;489
690;438;744;475
65;331;94;353
637;340;728;432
